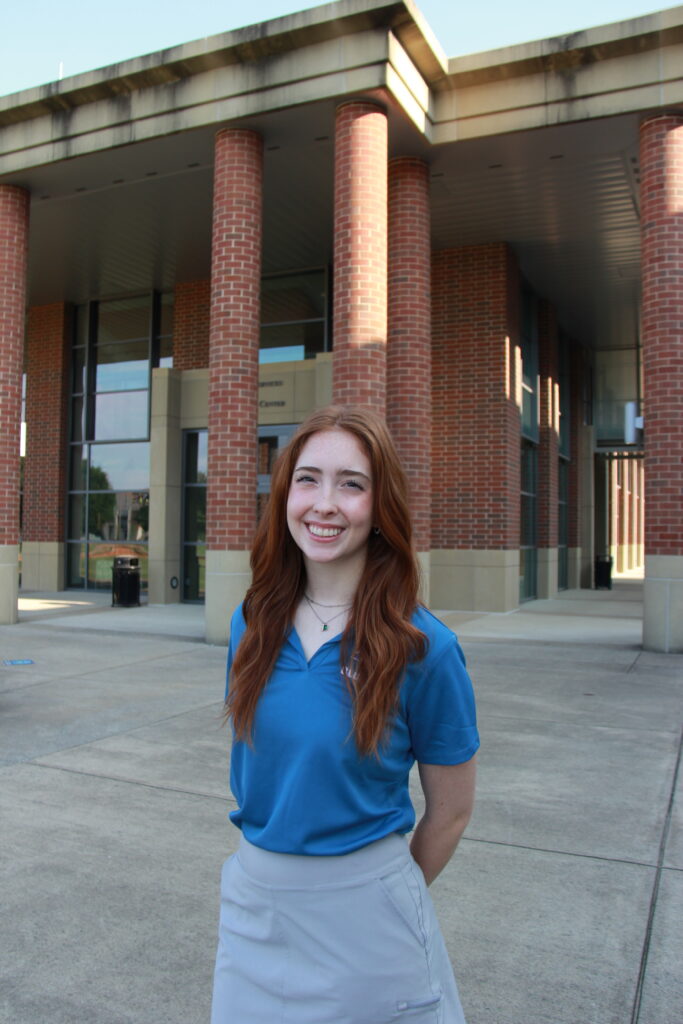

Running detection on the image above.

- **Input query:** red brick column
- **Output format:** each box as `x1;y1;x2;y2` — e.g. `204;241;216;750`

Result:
205;129;262;640
207;129;262;551
0;185;29;621
333;102;387;412
640;115;683;558
431;244;521;610
23;304;70;544
388;157;431;553
640;114;683;650
537;301;559;595
174;280;210;370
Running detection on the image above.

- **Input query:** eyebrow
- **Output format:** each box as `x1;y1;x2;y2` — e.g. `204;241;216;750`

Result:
294;464;371;482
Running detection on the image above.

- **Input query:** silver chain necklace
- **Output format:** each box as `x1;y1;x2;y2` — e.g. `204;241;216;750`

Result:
303;593;351;632
304;593;353;608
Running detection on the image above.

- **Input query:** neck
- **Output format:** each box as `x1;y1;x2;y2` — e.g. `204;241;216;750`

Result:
303;556;365;607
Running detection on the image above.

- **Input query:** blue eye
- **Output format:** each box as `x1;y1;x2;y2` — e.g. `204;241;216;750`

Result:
295;474;315;484
343;480;364;490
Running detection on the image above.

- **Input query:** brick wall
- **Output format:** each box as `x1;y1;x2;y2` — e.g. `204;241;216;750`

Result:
388;157;431;551
206;129;262;551
640;114;683;558
174;279;210;370
0;185;29;547
23;304;70;543
431;243;521;550
332;102;387;411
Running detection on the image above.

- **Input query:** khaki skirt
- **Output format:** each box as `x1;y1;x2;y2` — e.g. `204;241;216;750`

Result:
211;832;467;1024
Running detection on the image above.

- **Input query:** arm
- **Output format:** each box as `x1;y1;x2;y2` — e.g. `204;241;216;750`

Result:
409;756;476;886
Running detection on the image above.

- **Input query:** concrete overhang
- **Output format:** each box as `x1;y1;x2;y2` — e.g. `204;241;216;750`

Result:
434;7;683;141
0;0;440;177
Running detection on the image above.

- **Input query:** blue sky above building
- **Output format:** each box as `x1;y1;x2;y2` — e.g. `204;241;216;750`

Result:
1;0;669;97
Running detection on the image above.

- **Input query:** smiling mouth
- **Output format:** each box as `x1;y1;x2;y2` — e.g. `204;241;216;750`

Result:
306;523;344;538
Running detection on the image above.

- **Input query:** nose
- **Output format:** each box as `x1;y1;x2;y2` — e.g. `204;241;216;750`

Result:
312;483;337;515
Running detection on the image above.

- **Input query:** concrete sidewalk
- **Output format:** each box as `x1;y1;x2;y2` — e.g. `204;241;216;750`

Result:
1;581;681;1024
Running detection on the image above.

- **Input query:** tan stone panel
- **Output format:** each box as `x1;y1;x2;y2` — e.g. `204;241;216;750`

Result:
20;541;64;592
205;549;252;645
0;545;20;624
180;370;209;430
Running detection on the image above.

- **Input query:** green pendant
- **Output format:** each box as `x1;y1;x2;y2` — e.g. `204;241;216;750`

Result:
322;623;328;631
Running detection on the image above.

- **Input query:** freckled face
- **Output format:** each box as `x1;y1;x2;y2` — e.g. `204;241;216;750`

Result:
286;429;374;570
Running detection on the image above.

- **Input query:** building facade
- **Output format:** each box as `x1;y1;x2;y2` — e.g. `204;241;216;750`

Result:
1;0;681;649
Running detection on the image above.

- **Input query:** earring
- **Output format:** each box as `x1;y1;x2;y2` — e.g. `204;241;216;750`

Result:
373;527;381;535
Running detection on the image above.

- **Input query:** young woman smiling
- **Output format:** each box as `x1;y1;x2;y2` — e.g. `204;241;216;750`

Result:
211;405;479;1024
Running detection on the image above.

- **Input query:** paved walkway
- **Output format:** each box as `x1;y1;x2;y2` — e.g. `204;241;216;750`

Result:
1;581;681;1023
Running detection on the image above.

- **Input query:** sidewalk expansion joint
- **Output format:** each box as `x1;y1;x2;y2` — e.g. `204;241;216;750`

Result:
26;759;236;805
630;722;683;1024
462;834;659;870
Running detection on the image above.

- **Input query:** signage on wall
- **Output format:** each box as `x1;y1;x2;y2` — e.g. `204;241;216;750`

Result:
258;374;294;414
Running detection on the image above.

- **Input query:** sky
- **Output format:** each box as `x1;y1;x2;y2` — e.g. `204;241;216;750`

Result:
1;0;674;98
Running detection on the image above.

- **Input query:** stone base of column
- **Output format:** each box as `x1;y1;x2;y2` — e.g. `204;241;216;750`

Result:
20;542;64;592
643;555;683;653
537;548;559;599
0;545;19;623
416;551;430;607
205;549;252;645
567;548;582;590
429;549;518;612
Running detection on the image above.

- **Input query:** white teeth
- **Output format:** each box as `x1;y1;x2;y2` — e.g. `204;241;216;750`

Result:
308;524;343;537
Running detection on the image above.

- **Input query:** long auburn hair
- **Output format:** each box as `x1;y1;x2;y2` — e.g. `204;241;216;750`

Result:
226;405;426;756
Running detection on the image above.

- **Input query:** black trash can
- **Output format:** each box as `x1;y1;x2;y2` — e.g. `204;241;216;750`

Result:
112;556;141;607
594;555;613;590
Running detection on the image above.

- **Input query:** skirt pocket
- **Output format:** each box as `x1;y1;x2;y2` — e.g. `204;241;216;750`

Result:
377;862;429;950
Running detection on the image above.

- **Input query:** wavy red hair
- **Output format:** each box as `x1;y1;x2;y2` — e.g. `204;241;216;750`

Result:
226;405;426;755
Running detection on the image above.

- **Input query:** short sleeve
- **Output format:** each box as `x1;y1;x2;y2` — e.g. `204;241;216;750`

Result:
404;637;479;765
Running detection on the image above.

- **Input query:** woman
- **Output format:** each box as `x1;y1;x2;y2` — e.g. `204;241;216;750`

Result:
212;405;479;1024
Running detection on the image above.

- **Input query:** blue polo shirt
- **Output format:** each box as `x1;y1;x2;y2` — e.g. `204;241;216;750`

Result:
226;604;479;855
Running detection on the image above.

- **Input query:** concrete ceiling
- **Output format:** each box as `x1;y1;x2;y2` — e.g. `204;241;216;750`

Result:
20;97;641;352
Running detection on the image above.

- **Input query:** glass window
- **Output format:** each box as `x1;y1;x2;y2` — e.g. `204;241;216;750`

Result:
183;545;205;602
182;430;208;602
261;271;326;323
93;391;148;441
184;489;206;543
558;458;569;591
520;441;538;602
558;338;571;458
67;292;172;592
184;432;208;484
86;543;148;591
95;339;150;392
88;491;149;543
158;336;173;368
520;288;539;442
89;443;150;492
97;296;151;344
259;322;325;363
